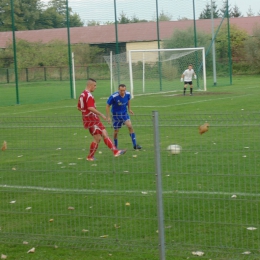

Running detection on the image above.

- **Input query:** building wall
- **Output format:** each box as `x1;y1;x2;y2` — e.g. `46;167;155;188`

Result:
126;41;159;63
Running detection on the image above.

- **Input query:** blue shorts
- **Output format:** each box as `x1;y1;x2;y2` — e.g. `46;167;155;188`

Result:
112;114;130;129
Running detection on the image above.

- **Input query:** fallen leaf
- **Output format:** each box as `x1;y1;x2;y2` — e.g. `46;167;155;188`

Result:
125;202;130;206
68;206;75;210
69;163;76;165
1;141;7;151
82;229;89;232
114;224;120;229
132;155;137;158
231;195;237;198
242;251;251;255
12;167;16;170
9;200;16;204
192;251;204;256
49;219;54;222
100;235;108;238
141;191;148;195
17;155;23;158
199;123;209;135
26;207;32;210
91;164;97;166
27;247;35;253
247;227;257;230
23;241;29;245
1;254;7;259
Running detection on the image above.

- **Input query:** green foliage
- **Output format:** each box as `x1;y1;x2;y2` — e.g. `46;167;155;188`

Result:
1;40;103;69
0;0;83;32
162;61;178;80
215;24;248;60
87;20;101;26
163;27;210;49
244;25;260;73
230;4;243;17
72;44;104;66
199;1;220;19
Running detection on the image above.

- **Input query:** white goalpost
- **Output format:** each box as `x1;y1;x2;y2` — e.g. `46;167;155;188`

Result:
104;47;206;98
128;47;206;98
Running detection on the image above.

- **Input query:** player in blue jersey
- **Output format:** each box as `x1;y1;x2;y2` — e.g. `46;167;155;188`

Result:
106;84;142;150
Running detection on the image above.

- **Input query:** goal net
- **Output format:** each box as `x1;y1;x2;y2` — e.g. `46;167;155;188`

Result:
104;47;206;97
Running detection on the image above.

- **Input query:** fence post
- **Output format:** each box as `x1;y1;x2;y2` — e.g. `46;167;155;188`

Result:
26;68;29;82
86;66;89;79
152;111;166;260
44;67;47;81
6;68;9;83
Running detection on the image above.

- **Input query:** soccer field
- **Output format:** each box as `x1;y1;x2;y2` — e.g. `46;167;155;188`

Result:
1;75;260;259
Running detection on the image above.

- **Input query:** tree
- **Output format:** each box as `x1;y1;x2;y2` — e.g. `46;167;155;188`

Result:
87;20;101;26
1;39;103;68
118;11;130;24
0;0;83;31
230;4;242;17
163;27;210;49
215;24;248;60
17;0;42;30
244;25;260;72
130;14;148;23
246;6;254;17
0;0;42;31
219;0;232;18
158;10;172;21
177;17;189;21
199;1;220;19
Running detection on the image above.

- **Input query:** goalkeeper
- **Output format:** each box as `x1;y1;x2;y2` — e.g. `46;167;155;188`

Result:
181;64;197;96
106;84;142;150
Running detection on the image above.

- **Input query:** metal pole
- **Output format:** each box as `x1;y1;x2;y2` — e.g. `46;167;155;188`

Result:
113;0;120;84
66;0;73;99
226;0;232;85
152;111;166;260
192;0;197;47
211;0;217;86
72;52;76;99
155;0;162;91
10;0;19;104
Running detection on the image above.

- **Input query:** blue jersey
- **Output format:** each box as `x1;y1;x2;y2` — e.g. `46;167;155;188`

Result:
107;91;131;115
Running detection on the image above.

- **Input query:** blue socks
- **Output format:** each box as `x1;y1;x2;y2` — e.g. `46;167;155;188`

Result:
130;133;136;147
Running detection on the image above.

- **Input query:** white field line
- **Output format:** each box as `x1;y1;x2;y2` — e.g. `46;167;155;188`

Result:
9;105;76;115
0;184;259;197
3;93;253;115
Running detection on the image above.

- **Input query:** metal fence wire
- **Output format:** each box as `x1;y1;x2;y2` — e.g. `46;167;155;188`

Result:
0;112;260;259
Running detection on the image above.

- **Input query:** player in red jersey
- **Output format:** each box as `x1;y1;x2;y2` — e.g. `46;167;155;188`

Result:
77;78;126;161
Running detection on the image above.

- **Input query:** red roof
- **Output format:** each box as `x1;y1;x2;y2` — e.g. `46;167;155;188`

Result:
0;16;259;48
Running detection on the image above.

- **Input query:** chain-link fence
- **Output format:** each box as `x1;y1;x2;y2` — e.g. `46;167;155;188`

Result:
0;0;238;106
1;112;260;259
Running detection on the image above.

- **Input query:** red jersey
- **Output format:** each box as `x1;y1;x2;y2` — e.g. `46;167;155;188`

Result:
77;90;101;129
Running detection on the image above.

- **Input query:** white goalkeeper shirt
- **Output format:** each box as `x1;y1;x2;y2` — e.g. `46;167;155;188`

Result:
183;69;195;82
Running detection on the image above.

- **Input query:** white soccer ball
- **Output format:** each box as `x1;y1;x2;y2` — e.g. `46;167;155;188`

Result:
167;144;182;155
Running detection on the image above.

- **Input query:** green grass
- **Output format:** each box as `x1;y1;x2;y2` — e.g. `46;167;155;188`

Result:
1;75;260;259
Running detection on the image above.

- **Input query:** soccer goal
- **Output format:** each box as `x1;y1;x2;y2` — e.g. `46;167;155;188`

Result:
128;47;206;98
104;47;206;97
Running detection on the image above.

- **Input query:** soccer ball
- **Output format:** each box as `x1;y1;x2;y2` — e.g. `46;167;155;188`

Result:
167;144;182;155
